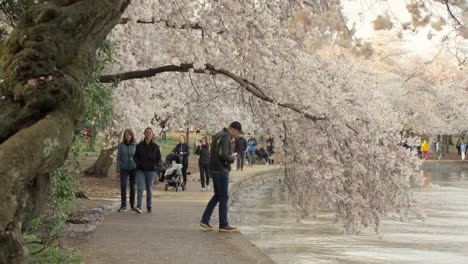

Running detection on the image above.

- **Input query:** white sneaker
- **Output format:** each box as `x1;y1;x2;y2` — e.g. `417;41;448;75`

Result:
207;185;211;191
201;187;206;192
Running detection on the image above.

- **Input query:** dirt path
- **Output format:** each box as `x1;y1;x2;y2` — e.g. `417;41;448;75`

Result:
66;165;279;264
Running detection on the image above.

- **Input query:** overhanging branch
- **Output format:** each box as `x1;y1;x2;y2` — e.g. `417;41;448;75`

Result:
119;18;225;34
99;64;326;122
445;0;463;27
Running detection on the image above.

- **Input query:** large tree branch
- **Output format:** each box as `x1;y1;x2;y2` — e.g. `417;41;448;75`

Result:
445;0;463;27
100;64;326;122
119;18;225;34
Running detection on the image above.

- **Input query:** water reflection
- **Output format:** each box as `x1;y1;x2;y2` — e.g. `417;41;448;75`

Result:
233;163;468;264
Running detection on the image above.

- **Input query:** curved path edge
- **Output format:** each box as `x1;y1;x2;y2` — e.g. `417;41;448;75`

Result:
66;165;280;264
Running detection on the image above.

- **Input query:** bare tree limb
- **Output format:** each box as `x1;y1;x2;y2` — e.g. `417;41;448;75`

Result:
119;18;225;34
188;73;201;98
445;0;463;27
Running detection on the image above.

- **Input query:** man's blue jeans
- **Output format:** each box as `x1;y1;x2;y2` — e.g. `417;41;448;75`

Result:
201;171;230;228
136;170;156;209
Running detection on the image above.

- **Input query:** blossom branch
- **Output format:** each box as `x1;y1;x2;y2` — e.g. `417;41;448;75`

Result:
99;64;326;122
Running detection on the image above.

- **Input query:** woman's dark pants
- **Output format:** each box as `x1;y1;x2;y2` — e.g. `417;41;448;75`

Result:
120;169;136;208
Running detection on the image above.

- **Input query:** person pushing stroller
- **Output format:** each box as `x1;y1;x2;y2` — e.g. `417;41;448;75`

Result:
163;153;185;191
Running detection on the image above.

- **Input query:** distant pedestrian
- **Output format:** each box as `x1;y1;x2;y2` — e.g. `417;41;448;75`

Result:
402;141;411;150
231;137;236;153
415;141;422;159
422;140;429;160
195;138;210;191
133;127;161;213
200;121;242;233
457;137;462;156
266;133;275;155
116;129;137;212
246;134;258;166
194;130;201;149
255;144;269;164
235;134;247;171
266;133;275;165
460;137;466;160
172;135;190;187
435;139;443;160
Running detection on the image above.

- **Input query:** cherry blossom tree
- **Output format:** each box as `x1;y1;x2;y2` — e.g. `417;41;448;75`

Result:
99;0;467;234
0;0;467;262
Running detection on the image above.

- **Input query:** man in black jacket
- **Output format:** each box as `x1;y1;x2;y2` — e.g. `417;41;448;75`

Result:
235;134;247;171
133;127;161;213
200;121;242;232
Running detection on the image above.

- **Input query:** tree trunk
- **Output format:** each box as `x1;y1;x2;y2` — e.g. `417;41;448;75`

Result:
0;1;128;263
87;127;98;152
84;146;118;178
186;127;190;148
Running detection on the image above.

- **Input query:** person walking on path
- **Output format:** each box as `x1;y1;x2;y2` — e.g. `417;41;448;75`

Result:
266;134;274;156
435;138;444;160
460;137;467;160
172;135;190;187
235;134;247;171
195;138;210;191
133;127;161;213
247;134;258;166
255;144;270;164
200;121;242;233
422;140;429;160
231;137;236;154
116;129;137;212
457;137;462;156
194;130;201;149
415;141;422;159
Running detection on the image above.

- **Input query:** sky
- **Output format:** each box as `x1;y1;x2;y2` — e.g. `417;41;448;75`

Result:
341;0;464;60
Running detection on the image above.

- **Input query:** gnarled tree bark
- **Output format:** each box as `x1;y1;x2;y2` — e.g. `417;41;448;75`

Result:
0;1;129;263
83;146;118;178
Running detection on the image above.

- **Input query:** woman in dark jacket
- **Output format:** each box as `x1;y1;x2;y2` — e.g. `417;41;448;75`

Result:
195;138;210;191
172;135;190;187
116;129;137;212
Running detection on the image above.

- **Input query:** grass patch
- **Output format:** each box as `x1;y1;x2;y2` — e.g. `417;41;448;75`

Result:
157;136;181;155
25;235;81;264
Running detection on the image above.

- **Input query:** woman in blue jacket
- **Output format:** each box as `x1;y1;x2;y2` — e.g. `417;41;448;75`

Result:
116;129;137;212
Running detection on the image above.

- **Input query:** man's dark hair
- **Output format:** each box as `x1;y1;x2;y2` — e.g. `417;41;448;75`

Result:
144;127;153;133
229;121;243;134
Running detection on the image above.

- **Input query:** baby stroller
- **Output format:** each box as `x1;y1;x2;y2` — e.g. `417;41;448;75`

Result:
163;153;185;192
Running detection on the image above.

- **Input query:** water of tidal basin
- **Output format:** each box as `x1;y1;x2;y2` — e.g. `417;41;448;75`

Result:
232;162;468;264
